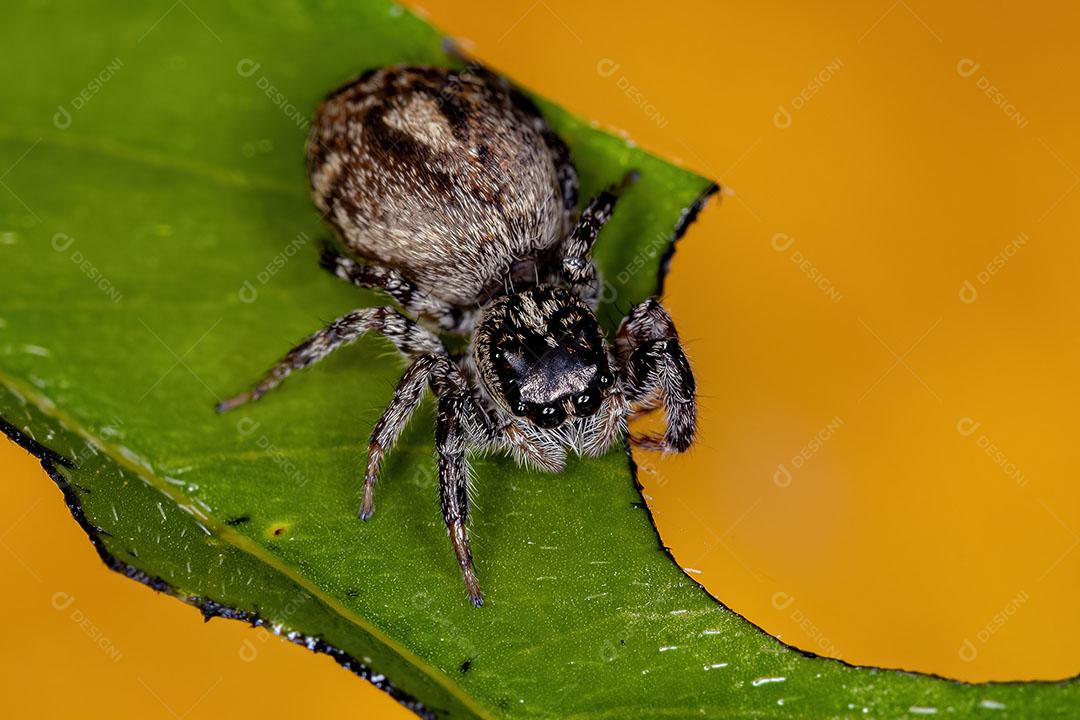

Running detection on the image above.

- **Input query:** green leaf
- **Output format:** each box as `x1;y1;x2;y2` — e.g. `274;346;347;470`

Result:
1;1;1075;717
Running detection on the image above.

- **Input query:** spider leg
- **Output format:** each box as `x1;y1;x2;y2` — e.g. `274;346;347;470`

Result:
436;393;484;607
359;352;490;606
561;171;639;304
615;298;697;453
215;306;441;412
320;243;468;332
360;355;438;520
360;354;492;518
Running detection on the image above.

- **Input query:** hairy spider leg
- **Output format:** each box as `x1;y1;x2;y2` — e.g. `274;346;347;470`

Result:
560;170;640;305
363;352;492;606
319;243;469;332
219;308;493;604
215;306;443;412
615;298;697;453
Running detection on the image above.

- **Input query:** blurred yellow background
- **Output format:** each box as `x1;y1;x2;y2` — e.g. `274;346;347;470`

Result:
3;0;1079;717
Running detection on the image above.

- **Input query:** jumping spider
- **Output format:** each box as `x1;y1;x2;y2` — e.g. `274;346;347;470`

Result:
218;63;699;607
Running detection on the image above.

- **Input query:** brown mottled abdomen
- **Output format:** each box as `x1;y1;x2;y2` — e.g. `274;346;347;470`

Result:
305;66;577;307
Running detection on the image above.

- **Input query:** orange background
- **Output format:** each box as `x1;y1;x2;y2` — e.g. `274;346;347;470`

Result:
3;0;1079;717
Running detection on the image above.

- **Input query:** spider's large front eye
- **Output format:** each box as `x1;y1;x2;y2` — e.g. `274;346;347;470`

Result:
530;403;566;429
571;391;601;416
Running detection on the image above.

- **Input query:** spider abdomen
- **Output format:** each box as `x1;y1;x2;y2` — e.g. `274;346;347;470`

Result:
306;66;577;307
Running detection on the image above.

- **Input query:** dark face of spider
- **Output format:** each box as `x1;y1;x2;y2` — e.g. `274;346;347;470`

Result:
477;286;615;429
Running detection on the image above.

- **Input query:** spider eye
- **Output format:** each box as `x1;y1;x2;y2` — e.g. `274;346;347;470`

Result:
596;371;614;389
572;392;601;416
531;403;565;429
512;402;527;416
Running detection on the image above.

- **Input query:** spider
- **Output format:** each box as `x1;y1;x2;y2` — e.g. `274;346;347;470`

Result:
217;63;700;607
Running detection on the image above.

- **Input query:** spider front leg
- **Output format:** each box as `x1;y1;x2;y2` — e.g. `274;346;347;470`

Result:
615;298;697;453
560;171;639;305
436;393;485;607
362;353;492;606
360;354;492;518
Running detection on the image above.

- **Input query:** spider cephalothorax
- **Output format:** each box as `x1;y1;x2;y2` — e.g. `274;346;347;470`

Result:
477;286;612;424
474;284;626;467
217;61;708;607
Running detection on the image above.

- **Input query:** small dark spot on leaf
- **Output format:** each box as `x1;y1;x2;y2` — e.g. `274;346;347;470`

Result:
460;659;472;673
225;515;251;526
266;521;293;539
346;589;360;598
